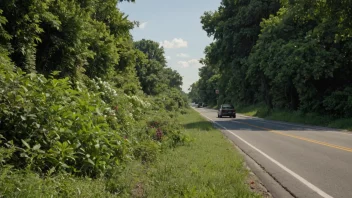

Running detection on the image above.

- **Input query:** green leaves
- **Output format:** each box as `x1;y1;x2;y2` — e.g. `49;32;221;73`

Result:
0;0;189;182
0;9;11;42
21;140;31;149
199;0;281;106
134;39;183;95
0;62;188;177
247;1;352;112
198;0;352;116
32;144;41;151
0;65;128;176
0;0;136;79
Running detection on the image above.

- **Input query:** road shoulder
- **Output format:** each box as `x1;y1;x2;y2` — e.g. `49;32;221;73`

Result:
196;107;294;198
221;127;294;198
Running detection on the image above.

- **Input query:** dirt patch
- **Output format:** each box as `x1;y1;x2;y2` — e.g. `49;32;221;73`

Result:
131;182;145;198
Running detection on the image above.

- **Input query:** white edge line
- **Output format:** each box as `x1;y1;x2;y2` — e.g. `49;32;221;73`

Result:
196;110;333;198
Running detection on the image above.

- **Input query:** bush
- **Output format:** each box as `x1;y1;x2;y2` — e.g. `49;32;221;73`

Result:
323;87;352;117
0;63;189;178
134;140;161;163
0;67;133;177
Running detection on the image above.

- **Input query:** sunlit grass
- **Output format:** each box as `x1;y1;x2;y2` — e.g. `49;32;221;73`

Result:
0;109;260;198
119;109;260;198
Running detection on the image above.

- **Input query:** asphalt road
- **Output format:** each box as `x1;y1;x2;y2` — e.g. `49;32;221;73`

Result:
194;107;352;198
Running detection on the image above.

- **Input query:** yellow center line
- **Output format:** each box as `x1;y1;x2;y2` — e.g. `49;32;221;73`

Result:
233;120;352;153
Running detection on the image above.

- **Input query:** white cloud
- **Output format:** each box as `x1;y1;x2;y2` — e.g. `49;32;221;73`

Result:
178;61;190;68
176;53;190;58
166;56;171;60
178;59;203;68
139;22;148;29
160;38;188;49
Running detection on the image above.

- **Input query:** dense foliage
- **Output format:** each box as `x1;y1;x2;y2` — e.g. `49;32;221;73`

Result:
0;0;188;195
190;0;352;117
134;39;183;95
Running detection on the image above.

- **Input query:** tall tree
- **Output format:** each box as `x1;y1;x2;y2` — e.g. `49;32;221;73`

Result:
134;39;166;67
134;39;183;95
0;0;57;72
201;0;280;106
0;0;137;80
198;0;352;117
248;0;352;115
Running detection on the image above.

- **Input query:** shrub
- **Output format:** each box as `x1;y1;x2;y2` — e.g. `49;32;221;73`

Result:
0;66;135;177
0;63;189;178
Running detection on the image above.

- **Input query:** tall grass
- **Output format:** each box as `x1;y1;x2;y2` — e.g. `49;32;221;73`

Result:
0;168;114;198
0;109;260;198
116;109;260;198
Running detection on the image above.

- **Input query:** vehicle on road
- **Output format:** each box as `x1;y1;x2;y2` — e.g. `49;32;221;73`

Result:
218;104;236;118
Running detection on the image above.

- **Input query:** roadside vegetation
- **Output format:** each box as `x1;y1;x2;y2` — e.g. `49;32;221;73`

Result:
114;109;261;198
0;0;191;197
188;0;352;129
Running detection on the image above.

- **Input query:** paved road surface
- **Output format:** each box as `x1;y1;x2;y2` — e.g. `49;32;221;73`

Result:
194;107;352;198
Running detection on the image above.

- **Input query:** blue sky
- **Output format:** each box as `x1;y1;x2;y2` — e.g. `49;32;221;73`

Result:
118;0;221;92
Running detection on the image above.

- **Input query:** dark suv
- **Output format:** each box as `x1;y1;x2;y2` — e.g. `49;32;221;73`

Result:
218;104;236;118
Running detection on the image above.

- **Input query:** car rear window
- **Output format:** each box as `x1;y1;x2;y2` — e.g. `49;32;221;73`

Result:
222;104;234;109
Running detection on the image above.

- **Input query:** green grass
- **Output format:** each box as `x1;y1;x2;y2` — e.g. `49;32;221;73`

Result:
236;104;352;131
0;168;115;198
0;109;259;198
117;109;260;198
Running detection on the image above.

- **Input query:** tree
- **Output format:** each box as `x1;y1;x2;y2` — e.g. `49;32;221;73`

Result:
188;82;201;103
134;39;183;95
248;1;352;115
0;0;57;72
198;0;352;117
134;39;166;67
200;0;281;106
0;0;137;81
163;68;183;89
